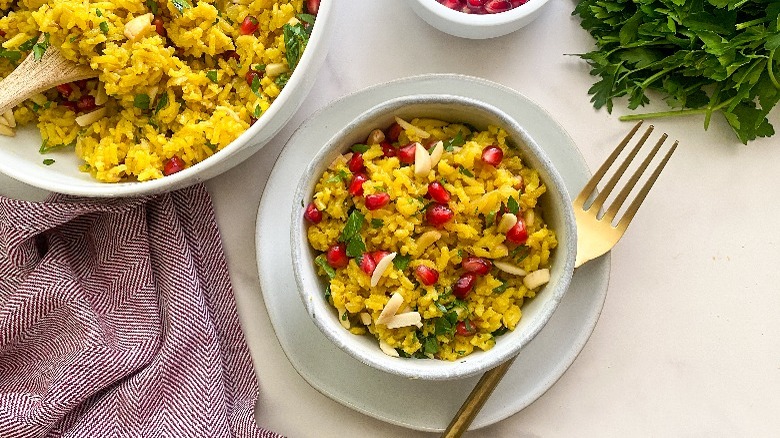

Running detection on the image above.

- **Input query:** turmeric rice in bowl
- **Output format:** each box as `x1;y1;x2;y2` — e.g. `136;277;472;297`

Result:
0;0;329;190
292;95;576;380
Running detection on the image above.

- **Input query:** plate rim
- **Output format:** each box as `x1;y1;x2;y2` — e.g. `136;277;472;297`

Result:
255;73;611;432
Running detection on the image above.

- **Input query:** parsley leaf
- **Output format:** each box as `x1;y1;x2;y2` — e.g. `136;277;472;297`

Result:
339;210;364;243
134;94;150;110
0;49;22;62
18;36;38;51
350;143;370;153
99;21;109;35
282;21;310;70
458;166;474;178
32;33;49;61
206;70;218;83
171;0;191;14
314;254;337;279
507;196;520;215
42;159;55;165
146;0;159;14
155;91;169;114
370;218;384;229
392;254;411;271
443;131;465;152
345;235;366;258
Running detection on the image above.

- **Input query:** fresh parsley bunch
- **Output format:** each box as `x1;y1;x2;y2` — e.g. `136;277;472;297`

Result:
573;0;780;144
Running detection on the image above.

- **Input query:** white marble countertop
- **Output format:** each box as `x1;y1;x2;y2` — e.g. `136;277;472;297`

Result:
7;0;778;436
210;1;780;436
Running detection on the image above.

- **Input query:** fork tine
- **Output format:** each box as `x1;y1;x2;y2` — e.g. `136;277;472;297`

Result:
616;140;679;233
586;124;654;214
573;121;644;210
602;133;668;223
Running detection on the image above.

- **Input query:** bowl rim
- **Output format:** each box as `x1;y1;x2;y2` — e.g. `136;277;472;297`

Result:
0;0;334;197
290;93;577;380
414;0;552;26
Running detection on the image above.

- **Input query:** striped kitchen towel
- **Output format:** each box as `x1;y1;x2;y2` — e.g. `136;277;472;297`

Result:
0;184;281;438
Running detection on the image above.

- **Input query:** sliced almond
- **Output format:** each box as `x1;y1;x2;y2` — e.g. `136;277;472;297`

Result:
497;213;518;234
124;13;154;41
415;230;441;255
359;312;372;326
337;307;350;329
394;116;430;139
95;83;108;105
3;110;16;128
370;251;397;287
379;340;400;357
0;114;8;127
429;140;444;167
75;107;107;127
377;291;403;324
385;311;423;329
414;142;431;177
494;260;527;277
265;63;289;77
30;93;48;106
525;209;535;227
523;268;550;289
0;124;15;137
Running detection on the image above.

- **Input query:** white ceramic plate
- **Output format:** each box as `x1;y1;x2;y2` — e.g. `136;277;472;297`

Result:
255;74;610;432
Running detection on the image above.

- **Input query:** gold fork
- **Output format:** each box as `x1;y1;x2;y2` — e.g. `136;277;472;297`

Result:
442;121;678;437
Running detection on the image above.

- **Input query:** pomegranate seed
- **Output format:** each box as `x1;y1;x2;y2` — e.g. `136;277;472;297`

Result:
245;69;263;87
466;0;486;10
239;16;259;35
348;173;368;197
397;143;416;164
76;95;96;112
415;265;439;286
348;152;364;173
427;182;450;203
462;256;492;276
438;0;463;9
426;203;454;228
303;203;322;223
163;156;185;176
365;193;390;210
56;83;73;98
370;251;391;264
455;320;476;336
510;0;527;6
306;0;320;15
380;141;397;158
385;122;403;143
326;244;349;269
484;0;513;13
481;145;504;167
506;218;528;244
453;273;476;299
60;100;78;112
153;17;166;37
359;253;377;275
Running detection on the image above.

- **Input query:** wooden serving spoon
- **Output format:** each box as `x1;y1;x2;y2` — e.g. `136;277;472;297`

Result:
0;41;96;116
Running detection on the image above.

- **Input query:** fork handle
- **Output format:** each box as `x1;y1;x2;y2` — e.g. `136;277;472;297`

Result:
441;357;516;437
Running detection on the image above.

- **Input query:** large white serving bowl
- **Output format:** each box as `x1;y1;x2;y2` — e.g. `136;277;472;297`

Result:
405;0;552;39
0;1;334;197
290;93;577;380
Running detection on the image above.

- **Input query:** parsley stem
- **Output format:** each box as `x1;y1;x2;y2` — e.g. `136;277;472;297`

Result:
767;49;779;90
619;108;712;121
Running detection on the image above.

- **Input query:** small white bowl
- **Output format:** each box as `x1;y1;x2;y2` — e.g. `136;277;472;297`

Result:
290;94;577;380
405;0;552;39
0;2;334;197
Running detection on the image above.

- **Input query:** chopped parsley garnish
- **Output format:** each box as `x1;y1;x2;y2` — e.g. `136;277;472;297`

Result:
32;33;50;61
434;311;458;336
250;75;261;96
345;235;366;258
42;159;55;165
282;20;311;70
274;72;290;88
423;336;439;356
297;13;315;25
134;94;150;110
492;326;509;337
99;21;109;35
338;210;365;259
39;138;76;154
95;9;103;17
350;143;369;153
18;36;38;51
171;0;191;14
493;278;509;294
155;91;169;114
485;209;498;226
314;254;336;279
0;49;21;62
392;254;411;271
253;104;262;118
370;218;384;229
146;0;159;14
206;70;218;83
443;131;465;152
458;166;474;178
325;169;349;184
507;196;520;215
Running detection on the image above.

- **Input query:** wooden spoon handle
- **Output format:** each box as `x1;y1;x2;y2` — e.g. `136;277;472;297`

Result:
441;357;515;437
0;44;96;115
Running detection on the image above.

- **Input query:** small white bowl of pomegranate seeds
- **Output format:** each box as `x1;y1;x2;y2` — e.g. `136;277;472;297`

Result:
290;94;576;380
405;0;552;39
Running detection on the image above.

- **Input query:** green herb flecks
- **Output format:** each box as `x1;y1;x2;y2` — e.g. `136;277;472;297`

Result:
206;70;218;83
95;8;103;17
134;94;150;110
18;36;38;51
171;0;191;14
338;210;366;259
434;310;459;336
493;278;509;294
250;75;261;96
350;143;370;153
282;20;311;71
325;169;349;184
32;33;49;61
458;166;474;178
573;0;780;144
99;21;109;35
507;196;520;215
274;72;290;88
155;91;169;114
443;131;465;152
39;138;76;154
314;254;337;279
42;159;55;165
0;49;22;63
370;218;384;229
392;254;411;271
146;0;159;14
253;104;262;118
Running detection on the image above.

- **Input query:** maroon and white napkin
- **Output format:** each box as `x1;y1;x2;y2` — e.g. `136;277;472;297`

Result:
0;184;281;438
